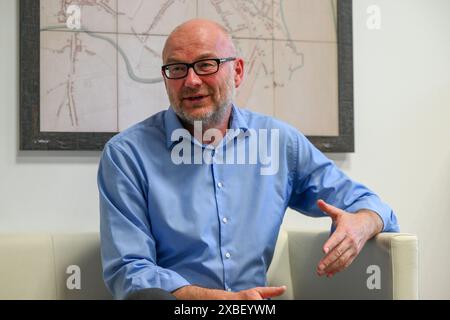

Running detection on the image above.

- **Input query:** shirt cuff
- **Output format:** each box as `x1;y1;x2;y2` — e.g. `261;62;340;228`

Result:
125;267;191;299
345;197;400;233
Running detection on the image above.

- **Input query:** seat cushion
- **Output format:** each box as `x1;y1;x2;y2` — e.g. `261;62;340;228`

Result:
52;233;112;300
0;235;57;299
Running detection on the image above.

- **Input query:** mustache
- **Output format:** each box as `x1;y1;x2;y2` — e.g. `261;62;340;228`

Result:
180;88;211;98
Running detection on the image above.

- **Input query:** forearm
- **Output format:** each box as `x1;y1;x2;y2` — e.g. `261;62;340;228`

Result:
172;285;234;300
356;209;384;238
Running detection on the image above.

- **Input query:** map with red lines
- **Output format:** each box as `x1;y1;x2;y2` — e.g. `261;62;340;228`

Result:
40;0;339;136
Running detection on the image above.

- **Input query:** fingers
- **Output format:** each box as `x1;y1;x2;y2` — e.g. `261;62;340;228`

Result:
317;199;344;220
322;230;346;255
324;250;356;277
316;201;370;277
237;286;286;300
317;235;347;275
317;237;356;277
254;286;287;299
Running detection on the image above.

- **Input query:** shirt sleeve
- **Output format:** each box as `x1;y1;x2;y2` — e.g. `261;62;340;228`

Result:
287;132;400;232
98;143;190;299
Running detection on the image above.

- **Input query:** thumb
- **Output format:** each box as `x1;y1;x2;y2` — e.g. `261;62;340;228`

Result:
255;286;286;299
317;199;343;220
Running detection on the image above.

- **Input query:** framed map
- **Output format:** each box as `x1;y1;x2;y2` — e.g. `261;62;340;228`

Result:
20;0;354;152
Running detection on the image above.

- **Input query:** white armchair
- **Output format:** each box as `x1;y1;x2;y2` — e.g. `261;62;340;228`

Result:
0;228;418;300
267;228;419;299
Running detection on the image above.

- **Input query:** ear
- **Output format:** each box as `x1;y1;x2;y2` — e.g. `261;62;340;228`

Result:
233;58;245;89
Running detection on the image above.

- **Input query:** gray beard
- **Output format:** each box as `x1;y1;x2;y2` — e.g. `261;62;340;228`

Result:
172;80;236;129
174;100;231;128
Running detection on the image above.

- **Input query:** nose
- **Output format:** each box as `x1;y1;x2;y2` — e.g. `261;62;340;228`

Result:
184;67;202;88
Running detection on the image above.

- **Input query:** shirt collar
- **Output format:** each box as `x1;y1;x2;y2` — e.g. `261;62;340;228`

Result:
164;104;250;149
229;104;249;133
164;106;185;149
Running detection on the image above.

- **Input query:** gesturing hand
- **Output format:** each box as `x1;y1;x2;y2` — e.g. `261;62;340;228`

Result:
173;285;286;300
316;199;383;277
233;286;286;300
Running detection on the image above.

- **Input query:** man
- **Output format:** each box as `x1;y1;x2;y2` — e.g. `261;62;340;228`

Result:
98;19;399;300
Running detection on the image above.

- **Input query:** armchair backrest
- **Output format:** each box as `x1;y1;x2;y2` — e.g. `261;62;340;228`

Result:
0;233;111;300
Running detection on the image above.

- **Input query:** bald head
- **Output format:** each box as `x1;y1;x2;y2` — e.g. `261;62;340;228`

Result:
161;19;245;131
162;19;236;63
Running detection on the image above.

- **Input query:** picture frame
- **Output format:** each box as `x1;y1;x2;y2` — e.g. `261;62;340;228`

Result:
20;0;354;152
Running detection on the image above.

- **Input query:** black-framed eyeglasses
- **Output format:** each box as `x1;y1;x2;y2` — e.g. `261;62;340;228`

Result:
162;57;236;79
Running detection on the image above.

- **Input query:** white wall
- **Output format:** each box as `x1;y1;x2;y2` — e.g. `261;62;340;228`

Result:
1;0;449;299
285;0;450;299
0;0;101;232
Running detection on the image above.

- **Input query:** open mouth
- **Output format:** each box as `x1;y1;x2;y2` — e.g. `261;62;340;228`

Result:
184;95;208;102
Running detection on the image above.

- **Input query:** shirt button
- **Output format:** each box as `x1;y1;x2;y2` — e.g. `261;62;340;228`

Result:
217;182;223;188
222;217;228;224
225;252;231;259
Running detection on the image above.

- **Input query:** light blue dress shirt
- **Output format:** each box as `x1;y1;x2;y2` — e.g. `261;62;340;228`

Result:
98;105;399;299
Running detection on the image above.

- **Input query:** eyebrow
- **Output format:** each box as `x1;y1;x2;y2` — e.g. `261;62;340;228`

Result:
165;53;218;64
